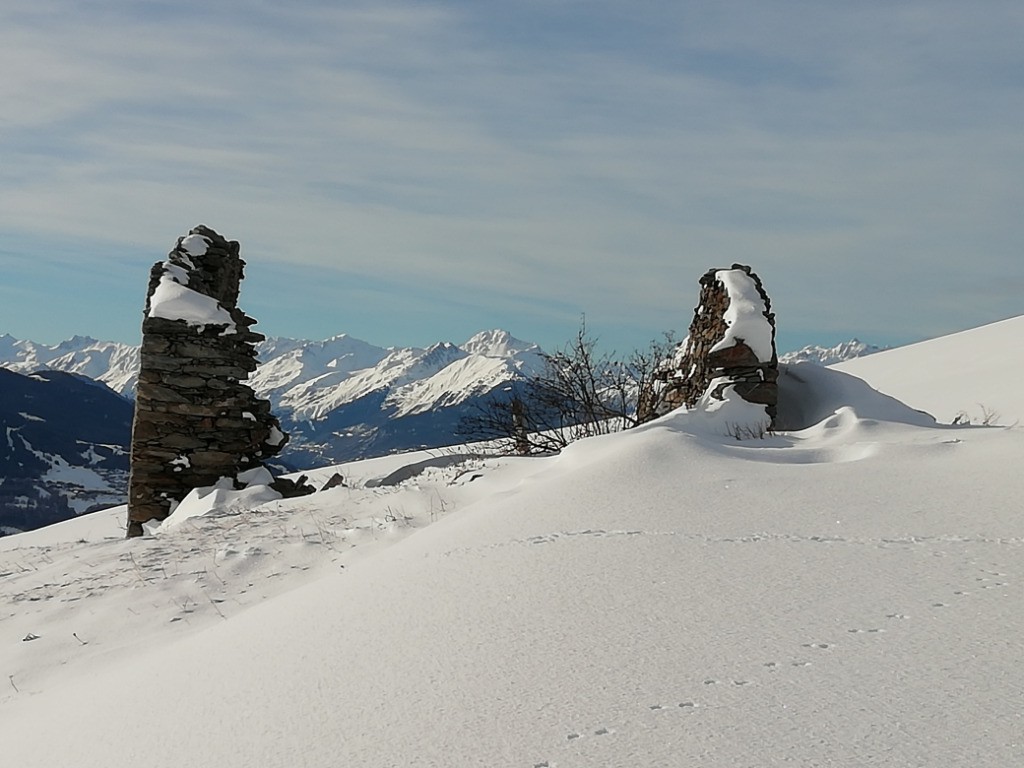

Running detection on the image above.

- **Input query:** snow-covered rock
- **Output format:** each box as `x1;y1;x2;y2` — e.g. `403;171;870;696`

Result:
658;265;777;429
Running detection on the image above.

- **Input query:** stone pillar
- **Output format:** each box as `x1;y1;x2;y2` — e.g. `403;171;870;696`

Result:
126;225;292;537
656;264;778;424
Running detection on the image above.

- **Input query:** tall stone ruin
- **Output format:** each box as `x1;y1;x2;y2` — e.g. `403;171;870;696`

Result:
127;225;300;537
654;264;778;425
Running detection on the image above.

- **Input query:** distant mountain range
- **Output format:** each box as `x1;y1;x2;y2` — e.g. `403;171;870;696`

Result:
0;331;544;532
0;334;140;395
0;331;882;401
246;329;545;466
0;330;883;533
778;339;887;366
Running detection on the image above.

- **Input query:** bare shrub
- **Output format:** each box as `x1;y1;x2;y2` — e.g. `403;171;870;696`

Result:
952;404;1001;427
725;421;773;441
458;321;676;455
979;404;1000;426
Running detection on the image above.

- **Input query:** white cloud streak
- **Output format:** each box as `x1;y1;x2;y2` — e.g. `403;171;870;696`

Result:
0;0;1021;349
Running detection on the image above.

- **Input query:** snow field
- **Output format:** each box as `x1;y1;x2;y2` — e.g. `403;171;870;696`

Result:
835;315;1024;425
0;326;1022;767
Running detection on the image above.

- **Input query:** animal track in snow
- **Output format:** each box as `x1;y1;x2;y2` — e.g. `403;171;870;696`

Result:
565;726;612;741
527;530;617;546
976;569;1011;589
544;566;1023;767
649;701;699;712
561;696;706;755
570;562;1020;763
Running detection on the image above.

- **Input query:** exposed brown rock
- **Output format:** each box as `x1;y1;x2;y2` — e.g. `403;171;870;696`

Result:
651;264;778;425
126;225;310;537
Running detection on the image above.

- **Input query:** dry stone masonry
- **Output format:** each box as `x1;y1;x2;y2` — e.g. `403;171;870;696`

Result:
654;264;778;427
127;225;307;537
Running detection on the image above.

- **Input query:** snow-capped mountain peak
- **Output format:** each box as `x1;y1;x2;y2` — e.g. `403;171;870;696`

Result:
0;336;139;396
460;329;540;359
779;338;886;366
279;341;471;422
249;335;389;400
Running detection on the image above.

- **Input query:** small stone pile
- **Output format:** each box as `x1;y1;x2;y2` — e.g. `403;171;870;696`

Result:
127;225;309;537
654;264;778;424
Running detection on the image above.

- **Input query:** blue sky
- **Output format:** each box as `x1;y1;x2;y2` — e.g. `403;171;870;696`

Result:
1;0;1021;355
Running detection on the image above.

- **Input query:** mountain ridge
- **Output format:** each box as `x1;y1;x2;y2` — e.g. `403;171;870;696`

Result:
0;328;879;475
778;338;886;366
0;330;546;529
1;329;876;400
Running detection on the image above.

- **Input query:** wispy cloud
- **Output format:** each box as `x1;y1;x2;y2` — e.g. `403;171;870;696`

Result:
1;0;1021;350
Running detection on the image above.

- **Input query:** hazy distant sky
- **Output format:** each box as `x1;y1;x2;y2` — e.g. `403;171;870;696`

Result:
2;0;1021;354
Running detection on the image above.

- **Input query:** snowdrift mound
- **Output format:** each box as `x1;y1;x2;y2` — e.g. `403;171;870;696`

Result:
2;388;1020;768
617;362;940;467
774;362;935;431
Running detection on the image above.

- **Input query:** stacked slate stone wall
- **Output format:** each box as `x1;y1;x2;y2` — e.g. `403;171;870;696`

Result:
127;225;301;537
655;264;778;422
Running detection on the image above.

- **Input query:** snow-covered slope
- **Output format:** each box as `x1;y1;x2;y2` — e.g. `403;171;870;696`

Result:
276;331;542;422
281;341;471;421
269;332;543;464
247;333;390;401
834;315;1024;425
0;334;139;396
1;348;1021;766
280;334;542;421
779;338;886;366
0;369;132;533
